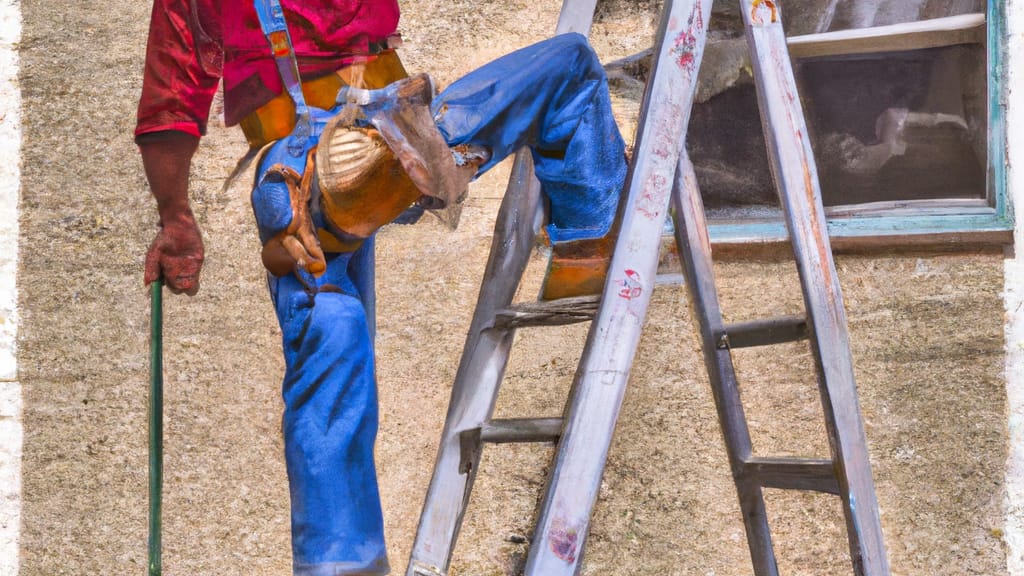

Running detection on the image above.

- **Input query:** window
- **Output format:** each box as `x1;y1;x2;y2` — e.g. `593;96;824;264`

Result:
684;1;1011;250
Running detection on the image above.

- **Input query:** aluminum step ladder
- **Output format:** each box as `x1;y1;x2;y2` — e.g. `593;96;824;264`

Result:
406;0;890;574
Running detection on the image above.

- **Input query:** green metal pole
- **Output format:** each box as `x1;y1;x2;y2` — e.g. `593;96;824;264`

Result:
148;280;163;576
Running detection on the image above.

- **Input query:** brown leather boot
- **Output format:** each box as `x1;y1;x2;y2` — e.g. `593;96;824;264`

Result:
539;185;627;301
539;231;616;301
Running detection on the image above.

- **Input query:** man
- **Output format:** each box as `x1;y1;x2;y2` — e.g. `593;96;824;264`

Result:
136;1;627;573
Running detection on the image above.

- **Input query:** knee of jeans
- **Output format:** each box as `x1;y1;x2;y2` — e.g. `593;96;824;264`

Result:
553;32;602;76
554;32;588;52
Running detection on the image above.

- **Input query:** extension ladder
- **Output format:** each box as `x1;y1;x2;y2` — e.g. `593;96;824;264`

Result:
406;0;890;574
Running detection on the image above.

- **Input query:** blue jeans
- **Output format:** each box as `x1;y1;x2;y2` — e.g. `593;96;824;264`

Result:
433;32;627;242
268;246;387;576
257;32;626;574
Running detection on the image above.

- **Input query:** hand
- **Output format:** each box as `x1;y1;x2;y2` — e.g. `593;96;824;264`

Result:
138;131;203;295
144;214;205;295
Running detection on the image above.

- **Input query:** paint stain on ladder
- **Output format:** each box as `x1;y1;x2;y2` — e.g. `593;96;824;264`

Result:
751;0;778;25
670;0;703;72
549;518;580;563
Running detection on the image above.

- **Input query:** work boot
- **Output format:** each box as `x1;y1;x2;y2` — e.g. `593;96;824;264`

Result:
539;189;626;301
539;232;616;301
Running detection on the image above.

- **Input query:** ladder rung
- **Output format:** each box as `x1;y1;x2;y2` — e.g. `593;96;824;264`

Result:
458;418;563;474
481;417;564;443
718;315;808;349
741;457;840;495
492;295;599;330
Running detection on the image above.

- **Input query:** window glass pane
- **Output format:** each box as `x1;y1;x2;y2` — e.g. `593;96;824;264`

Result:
688;1;988;217
802;44;986;206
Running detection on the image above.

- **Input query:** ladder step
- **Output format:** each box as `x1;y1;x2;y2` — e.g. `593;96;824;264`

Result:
718;315;808;349
492;295;599;330
741;457;840;495
458;418;563;474
480;417;564;444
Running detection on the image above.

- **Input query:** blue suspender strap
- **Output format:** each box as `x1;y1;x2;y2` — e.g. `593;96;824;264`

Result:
254;0;312;156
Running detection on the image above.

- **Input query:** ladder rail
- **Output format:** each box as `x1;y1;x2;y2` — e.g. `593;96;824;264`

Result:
406;153;542;576
740;2;890;574
407;4;602;573
524;1;714;573
555;0;599;37
670;154;780;575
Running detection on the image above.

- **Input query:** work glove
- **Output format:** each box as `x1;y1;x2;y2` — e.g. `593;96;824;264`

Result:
144;213;204;296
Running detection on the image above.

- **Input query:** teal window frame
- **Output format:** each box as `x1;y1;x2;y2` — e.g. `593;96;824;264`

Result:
707;1;1013;250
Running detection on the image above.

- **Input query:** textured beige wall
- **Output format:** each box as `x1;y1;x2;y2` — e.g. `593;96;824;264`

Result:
1001;0;1024;571
3;1;1017;575
0;0;21;573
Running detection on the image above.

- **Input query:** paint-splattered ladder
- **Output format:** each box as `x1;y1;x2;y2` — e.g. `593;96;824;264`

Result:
406;0;890;575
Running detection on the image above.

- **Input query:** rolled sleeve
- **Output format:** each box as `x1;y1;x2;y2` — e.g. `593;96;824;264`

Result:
135;0;222;140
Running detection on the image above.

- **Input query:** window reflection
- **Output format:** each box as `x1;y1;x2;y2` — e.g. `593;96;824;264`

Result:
685;1;988;216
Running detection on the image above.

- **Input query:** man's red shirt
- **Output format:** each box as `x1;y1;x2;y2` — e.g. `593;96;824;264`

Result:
135;0;399;139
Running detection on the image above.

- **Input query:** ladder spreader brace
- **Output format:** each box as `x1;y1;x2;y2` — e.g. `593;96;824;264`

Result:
407;0;891;574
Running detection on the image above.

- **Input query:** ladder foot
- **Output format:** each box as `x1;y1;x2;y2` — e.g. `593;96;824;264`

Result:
408;562;445;576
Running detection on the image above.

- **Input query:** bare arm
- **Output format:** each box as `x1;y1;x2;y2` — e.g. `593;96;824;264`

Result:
139;130;205;296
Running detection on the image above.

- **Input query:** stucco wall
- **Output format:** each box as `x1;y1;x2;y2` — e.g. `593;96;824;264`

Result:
0;1;21;574
1003;0;1024;572
0;1;1020;574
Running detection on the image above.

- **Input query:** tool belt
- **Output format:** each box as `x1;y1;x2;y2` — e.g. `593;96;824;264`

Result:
314;124;423;241
315;72;487;242
247;49;420;257
240;48;408;149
